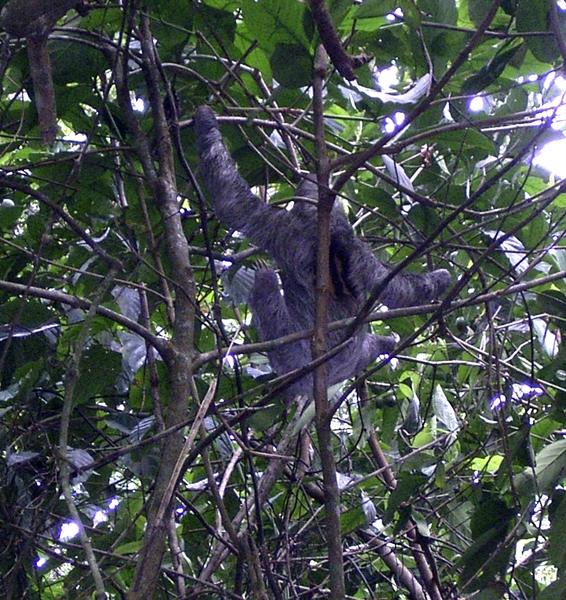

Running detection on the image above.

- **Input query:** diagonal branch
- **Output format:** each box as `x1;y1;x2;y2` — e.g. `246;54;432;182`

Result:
309;0;369;80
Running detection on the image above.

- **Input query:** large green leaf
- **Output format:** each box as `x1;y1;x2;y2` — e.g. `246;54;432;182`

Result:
516;0;560;63
516;439;566;497
270;43;313;88
241;0;310;52
74;345;123;404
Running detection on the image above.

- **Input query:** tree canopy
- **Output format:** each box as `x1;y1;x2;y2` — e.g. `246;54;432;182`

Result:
1;0;566;598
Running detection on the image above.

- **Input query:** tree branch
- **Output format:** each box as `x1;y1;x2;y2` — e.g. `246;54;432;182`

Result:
311;44;346;599
0;0;81;144
309;0;369;80
112;9;197;599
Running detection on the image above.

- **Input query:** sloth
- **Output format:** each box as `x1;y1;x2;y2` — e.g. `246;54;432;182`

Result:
194;105;450;399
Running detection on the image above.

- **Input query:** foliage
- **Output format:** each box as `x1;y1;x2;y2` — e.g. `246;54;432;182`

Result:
0;0;566;598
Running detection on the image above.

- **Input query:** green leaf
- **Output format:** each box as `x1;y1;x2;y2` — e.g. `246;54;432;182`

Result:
50;40;108;85
115;540;143;556
536;290;566;320
242;0;310;52
549;491;566;570
270;43;313;88
461;42;523;95
0;203;22;229
462;582;507;600
340;504;367;534
74;345;122;404
435;128;496;156
518;222;546;260
407;205;442;238
468;0;495;26
397;0;422;27
516;0;559;63
194;4;238;46
539;576;566;600
457;498;513;588
432;384;458;432
384;474;427;525
516;439;566;497
419;0;457;25
354;0;397;19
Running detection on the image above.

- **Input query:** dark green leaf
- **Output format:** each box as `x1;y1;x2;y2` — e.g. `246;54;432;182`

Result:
74;345;122;404
516;439;566;497
354;0;398;19
242;0;310;52
270;43;313;88
516;0;559;63
461;43;522;95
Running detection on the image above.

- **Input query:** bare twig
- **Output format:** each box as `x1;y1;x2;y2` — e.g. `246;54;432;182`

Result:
193;396;308;592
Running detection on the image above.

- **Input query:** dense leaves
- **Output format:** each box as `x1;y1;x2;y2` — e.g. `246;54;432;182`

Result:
1;0;566;598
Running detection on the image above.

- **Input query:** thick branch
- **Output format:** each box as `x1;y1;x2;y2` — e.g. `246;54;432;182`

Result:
116;9;196;600
0;0;77;34
309;0;369;80
26;34;57;145
311;44;346;600
0;0;80;145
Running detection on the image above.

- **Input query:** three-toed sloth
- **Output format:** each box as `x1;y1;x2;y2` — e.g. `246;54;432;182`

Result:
194;106;450;400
